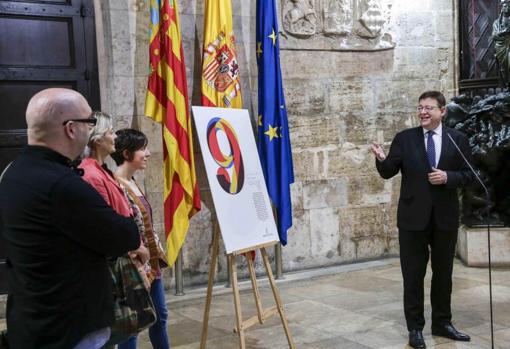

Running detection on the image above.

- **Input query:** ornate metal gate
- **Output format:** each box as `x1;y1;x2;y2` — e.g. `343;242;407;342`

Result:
459;0;501;95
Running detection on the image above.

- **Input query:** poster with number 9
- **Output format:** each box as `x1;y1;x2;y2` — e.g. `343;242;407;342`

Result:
192;107;279;254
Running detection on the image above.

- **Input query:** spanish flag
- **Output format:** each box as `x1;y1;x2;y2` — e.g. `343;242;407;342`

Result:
201;0;243;108
145;0;201;267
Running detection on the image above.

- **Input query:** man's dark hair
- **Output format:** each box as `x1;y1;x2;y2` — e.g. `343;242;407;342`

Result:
111;128;148;166
418;90;446;107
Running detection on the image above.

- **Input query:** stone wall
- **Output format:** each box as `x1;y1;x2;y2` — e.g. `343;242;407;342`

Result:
95;0;456;286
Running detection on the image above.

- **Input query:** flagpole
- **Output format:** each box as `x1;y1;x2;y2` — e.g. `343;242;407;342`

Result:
275;244;283;279
174;251;185;296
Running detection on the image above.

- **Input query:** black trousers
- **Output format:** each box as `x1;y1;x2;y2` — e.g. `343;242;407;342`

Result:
399;221;458;331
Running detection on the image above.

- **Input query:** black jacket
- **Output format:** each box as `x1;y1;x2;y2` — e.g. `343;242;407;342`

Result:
0;146;140;349
376;126;473;231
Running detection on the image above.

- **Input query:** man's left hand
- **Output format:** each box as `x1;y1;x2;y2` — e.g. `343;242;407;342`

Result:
428;168;447;185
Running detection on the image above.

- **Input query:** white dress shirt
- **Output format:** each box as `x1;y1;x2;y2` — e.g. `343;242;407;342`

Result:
423;123;442;168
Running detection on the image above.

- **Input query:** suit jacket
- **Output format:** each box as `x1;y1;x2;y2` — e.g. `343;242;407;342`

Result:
376;126;473;231
0;146;140;349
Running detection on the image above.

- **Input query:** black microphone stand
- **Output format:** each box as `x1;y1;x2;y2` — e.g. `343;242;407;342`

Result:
447;133;494;349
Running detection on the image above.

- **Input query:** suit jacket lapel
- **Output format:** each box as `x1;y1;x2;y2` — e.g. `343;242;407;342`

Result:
437;126;450;169
412;127;429;169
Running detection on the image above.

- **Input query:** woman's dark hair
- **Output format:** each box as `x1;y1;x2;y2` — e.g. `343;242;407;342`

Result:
111;128;148;166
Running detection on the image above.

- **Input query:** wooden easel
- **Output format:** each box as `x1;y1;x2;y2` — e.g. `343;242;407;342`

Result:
200;223;296;349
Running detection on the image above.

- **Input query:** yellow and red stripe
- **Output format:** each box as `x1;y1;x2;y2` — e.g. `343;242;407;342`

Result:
201;0;243;108
145;0;200;267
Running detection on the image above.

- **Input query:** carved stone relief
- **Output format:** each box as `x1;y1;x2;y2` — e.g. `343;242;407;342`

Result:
282;0;318;37
324;0;353;36
281;0;395;51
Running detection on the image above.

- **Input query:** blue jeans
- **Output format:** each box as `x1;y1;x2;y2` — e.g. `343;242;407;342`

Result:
118;278;170;349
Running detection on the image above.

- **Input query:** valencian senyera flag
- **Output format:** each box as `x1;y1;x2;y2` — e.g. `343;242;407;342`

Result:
145;0;201;267
256;0;294;245
201;0;242;108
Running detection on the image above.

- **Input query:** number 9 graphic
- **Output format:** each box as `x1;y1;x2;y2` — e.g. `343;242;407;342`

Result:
206;118;245;194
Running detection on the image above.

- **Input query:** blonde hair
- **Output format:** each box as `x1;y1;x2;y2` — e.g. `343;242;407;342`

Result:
87;111;113;148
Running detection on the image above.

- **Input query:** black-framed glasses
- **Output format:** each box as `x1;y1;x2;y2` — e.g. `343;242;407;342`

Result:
62;115;97;127
416;106;440;112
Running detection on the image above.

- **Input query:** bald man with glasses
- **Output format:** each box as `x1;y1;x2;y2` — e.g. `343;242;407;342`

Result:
0;88;140;349
370;91;473;348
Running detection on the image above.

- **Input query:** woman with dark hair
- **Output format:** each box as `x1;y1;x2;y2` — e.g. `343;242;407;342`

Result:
112;128;170;349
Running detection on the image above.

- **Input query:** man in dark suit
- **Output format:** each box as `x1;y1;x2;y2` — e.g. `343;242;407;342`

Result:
370;91;473;349
0;88;140;349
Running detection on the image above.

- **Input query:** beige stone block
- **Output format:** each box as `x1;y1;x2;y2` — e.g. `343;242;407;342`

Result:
436;11;455;47
328;79;372;113
292;149;320;181
282;209;312;271
109;10;134;77
309;207;341;263
326;143;372;178
180;0;254;17
111;76;136;116
281;50;394;80
290;180;303;212
392;12;436;47
145;191;164;228
289;113;340;149
339;205;385;239
339;113;369;145
347;174;389;206
193;150;211;194
303;179;348;210
107;0;129;11
179;0;202;15
284;79;327;116
133;76;148;117
112;114;135;130
138;116;163;151
145;151;164;189
392;48;446;81
457;226;510;267
352;236;388;259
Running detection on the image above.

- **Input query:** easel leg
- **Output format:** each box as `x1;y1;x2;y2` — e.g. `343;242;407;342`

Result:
246;254;264;323
200;224;220;349
261;247;296;349
230;254;246;349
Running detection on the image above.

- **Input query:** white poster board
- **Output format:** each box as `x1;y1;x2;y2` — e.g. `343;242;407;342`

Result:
192;106;279;254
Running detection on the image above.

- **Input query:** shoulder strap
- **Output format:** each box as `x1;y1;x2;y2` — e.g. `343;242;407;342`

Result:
0;162;13;183
116;175;162;272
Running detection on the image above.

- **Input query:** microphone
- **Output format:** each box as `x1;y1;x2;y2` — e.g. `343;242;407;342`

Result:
446;133;489;197
447;132;494;349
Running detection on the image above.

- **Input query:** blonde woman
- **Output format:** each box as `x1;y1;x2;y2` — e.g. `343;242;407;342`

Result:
78;112;149;275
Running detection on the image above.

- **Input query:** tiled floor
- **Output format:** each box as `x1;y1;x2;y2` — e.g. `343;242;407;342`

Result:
137;258;510;349
1;258;509;348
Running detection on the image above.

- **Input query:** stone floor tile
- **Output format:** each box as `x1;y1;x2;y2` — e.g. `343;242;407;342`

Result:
3;258;509;349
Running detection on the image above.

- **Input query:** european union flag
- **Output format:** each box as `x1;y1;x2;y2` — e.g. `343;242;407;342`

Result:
256;0;294;245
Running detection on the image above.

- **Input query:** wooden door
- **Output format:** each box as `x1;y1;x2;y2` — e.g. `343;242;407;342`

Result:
0;0;100;294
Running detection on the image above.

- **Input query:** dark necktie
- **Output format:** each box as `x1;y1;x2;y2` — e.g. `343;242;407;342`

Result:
427;130;436;168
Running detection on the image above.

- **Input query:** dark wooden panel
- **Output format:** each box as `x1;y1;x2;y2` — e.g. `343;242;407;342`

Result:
0;1;79;17
459;0;500;93
0;15;73;67
0;0;99;295
0;81;74;130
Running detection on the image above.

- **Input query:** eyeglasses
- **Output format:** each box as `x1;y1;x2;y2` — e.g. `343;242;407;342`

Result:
417;106;440;112
62;115;97;127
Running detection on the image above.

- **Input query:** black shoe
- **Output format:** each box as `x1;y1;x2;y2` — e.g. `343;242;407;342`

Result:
432;323;471;341
408;330;426;348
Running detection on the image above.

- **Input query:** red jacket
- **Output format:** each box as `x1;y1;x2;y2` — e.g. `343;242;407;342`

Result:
79;158;132;217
